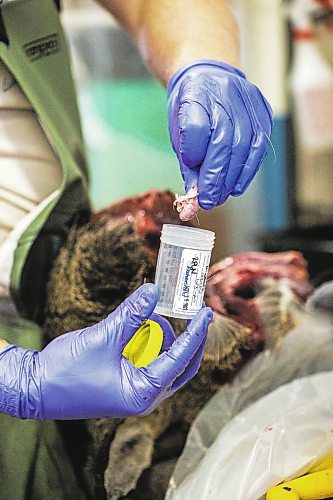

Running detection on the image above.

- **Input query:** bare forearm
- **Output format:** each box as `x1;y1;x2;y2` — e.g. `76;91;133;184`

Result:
0;339;9;352
98;0;240;86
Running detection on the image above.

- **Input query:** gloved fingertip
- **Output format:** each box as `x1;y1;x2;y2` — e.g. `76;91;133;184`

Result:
231;186;244;197
217;193;229;205
138;282;159;297
189;307;213;333
127;283;159;315
198;189;229;209
232;175;254;195
198;198;215;211
203;306;213;324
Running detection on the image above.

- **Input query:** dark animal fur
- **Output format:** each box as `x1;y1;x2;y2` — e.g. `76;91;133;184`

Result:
43;219;303;499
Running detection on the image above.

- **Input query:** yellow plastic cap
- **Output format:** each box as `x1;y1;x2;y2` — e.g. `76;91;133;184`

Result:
123;319;163;367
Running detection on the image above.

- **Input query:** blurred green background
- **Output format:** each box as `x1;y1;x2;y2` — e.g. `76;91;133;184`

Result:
80;80;183;211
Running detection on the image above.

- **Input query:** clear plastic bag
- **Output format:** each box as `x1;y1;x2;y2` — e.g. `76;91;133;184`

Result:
166;311;333;500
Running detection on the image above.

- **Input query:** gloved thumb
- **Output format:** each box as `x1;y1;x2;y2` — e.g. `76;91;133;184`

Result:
178;101;210;168
102;283;159;354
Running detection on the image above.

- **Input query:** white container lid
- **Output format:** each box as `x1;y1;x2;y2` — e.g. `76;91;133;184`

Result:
160;224;215;251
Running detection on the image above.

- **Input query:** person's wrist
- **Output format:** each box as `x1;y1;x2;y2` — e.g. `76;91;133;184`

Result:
167;59;246;95
0;338;10;352
0;346;41;419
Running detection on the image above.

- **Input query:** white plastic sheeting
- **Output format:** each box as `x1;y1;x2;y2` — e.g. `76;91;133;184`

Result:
166;312;333;500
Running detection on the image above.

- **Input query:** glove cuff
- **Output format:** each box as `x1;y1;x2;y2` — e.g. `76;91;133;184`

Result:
0;345;41;419
167;59;246;95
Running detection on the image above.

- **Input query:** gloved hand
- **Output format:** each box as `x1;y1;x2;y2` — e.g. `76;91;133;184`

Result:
0;284;212;420
168;59;273;209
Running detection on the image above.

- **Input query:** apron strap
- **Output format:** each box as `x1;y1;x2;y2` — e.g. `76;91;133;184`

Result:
0;0;90;319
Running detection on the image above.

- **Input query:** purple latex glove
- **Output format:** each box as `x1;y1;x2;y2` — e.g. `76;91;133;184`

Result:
168;59;273;209
0;284;212;420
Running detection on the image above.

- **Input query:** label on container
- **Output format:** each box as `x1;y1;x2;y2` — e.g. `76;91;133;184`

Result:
173;249;210;314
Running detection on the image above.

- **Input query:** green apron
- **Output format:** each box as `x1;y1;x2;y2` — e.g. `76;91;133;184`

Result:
0;0;90;321
0;0;91;497
0;319;88;500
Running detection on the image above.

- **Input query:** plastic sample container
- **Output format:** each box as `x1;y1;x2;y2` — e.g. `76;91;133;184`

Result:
154;224;215;320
